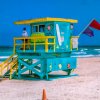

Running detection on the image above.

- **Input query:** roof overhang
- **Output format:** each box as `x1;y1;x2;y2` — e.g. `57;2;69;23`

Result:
14;17;78;25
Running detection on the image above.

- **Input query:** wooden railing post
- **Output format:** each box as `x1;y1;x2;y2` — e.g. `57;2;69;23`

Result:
34;38;36;52
23;38;25;51
45;38;48;52
9;64;12;80
0;65;2;76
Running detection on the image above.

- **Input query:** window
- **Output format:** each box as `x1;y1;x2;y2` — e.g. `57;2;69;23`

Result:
33;26;38;32
32;25;45;32
70;24;74;30
39;25;45;32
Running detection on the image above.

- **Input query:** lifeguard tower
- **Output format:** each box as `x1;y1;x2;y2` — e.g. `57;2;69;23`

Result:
0;17;79;80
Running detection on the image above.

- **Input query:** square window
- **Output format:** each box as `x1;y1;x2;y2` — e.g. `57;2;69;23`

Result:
33;26;38;32
70;24;74;30
39;25;45;32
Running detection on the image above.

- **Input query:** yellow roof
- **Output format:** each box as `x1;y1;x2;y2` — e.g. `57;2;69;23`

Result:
14;17;78;25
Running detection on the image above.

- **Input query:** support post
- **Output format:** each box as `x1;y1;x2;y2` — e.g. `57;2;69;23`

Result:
28;59;33;75
18;62;21;79
46;73;49;80
9;65;12;80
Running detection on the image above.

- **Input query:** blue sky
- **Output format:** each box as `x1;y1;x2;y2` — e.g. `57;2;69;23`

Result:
0;0;100;46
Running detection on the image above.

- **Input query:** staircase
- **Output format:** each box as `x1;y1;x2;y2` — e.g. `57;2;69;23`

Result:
0;54;18;79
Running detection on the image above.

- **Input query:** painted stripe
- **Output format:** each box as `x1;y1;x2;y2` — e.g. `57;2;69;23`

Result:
56;24;62;46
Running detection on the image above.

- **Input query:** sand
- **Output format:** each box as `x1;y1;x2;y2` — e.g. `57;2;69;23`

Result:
0;57;100;100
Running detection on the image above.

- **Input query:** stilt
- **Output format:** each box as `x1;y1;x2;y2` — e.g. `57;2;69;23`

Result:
18;62;21;79
46;73;49;80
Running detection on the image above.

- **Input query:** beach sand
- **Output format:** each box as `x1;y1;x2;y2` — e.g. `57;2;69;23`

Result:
0;57;100;100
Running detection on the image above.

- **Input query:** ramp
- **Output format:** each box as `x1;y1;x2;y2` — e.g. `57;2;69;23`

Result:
0;54;18;79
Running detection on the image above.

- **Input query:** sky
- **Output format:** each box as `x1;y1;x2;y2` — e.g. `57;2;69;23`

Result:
0;0;100;46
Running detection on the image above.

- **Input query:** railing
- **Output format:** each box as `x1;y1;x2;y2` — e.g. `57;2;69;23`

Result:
14;36;56;53
0;54;18;76
9;58;18;79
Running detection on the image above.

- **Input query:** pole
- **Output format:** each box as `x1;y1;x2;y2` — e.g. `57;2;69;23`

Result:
78;18;95;37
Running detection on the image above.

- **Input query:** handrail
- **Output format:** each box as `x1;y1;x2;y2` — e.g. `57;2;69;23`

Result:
0;54;15;66
14;36;55;39
0;54;18;76
9;58;18;79
14;36;56;53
